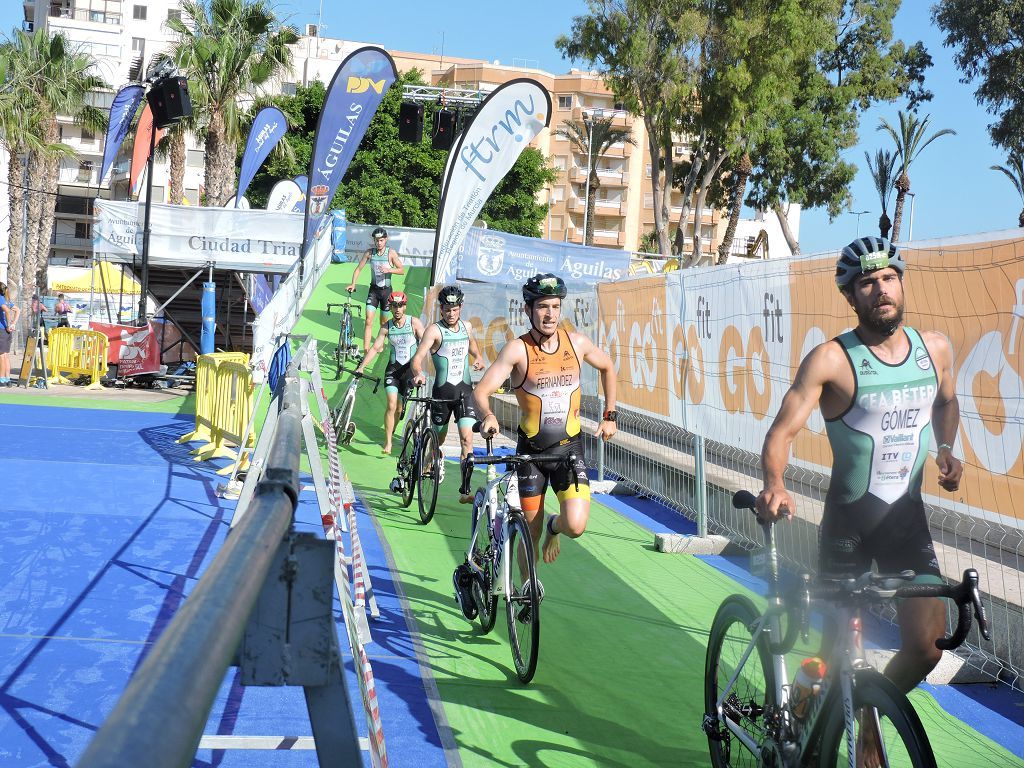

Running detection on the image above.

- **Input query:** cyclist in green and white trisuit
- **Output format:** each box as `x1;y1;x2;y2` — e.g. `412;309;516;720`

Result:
355;291;424;455
347;226;404;355
757;236;963;763
411;284;485;502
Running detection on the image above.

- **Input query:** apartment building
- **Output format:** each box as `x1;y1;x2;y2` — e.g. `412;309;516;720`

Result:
15;0;203;268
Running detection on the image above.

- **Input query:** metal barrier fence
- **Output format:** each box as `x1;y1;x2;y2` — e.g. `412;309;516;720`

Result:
76;347;372;767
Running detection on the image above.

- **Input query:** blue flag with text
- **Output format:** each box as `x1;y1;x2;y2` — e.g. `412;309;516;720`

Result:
301;46;397;251
100;84;144;187
236;107;288;206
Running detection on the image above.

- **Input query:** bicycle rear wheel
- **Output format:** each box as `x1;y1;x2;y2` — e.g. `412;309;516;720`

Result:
470;489;497;633
505;511;540;684
416;427;440;524
396;420;416;508
819;669;936;768
704;595;777;768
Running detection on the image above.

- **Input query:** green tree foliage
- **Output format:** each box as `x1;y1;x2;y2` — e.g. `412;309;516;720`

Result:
933;0;1024;154
990;153;1024;228
243;70;556;235
561;0;932;259
0;29;106;297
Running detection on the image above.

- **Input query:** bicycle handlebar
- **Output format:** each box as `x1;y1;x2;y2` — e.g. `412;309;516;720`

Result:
341;367;380;393
326;299;363;317
731;489;990;652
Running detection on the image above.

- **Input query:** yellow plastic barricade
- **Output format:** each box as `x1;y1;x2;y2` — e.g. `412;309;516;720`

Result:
47;328;109;390
192;360;255;470
178;352;249;447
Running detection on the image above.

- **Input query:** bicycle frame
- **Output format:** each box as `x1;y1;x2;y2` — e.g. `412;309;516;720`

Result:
465;463;517;602
707;490;990;768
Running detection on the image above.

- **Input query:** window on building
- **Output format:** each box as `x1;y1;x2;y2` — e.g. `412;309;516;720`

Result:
82;128;95;142
132;37;145;54
77;161;94;183
645;163;652;178
185;188;200;205
553;155;567;171
673;145;685;156
167;9;180;23
644;193;654;208
281;82;297;96
557;94;572;110
551;186;565;202
550;215;563;231
75;222;91;240
187;150;204;168
133;5;146;20
151;185;165;202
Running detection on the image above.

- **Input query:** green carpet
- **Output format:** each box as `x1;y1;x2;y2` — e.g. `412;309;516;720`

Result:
296;264;1020;767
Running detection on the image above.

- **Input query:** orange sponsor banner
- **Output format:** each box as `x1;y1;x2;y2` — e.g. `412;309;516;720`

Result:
596;276;672;417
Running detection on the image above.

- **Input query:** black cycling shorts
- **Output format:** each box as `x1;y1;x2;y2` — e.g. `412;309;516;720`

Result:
384;361;415;398
818;493;941;580
516;434;589;502
429;381;477;428
366;284;391;312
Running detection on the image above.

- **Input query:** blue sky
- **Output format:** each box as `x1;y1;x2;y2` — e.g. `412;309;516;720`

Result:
3;1;1020;254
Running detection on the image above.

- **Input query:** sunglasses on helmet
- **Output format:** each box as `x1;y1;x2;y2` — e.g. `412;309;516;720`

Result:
537;277;561;295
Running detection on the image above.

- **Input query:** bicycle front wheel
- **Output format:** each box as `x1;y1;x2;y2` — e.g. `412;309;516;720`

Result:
505;511;540;684
416;427;440;524
819;669;936;768
704;594;777;768
396;420;416;508
470;489;497;633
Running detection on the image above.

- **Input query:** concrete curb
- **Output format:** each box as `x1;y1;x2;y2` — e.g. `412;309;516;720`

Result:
655;533;741;556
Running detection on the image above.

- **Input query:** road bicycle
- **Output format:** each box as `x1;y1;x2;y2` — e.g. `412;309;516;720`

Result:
326;296;362;379
454;423;580;684
390;387;461;524
329;367;379;446
703;489;990;768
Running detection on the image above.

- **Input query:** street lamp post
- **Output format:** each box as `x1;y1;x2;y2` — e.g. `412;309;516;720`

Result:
905;191;916;242
851;209;869;238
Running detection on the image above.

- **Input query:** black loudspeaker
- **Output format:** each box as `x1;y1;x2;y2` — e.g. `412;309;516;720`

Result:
432;109;457;151
398;102;424;143
147;76;192;129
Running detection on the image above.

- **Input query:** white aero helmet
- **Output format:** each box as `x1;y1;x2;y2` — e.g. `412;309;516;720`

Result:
835;236;905;290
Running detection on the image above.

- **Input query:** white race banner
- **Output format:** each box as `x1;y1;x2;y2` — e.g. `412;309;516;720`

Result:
432;79;551;284
94;200;302;273
266;179;303;212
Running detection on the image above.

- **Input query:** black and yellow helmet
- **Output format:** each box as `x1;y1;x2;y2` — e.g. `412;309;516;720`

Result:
522;273;567;305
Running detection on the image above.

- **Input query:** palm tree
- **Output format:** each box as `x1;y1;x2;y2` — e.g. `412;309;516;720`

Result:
166;0;298;207
716;150;753;265
878;111;956;242
990;154;1024;228
0;29;104;298
555;116;634;246
865;148;897;239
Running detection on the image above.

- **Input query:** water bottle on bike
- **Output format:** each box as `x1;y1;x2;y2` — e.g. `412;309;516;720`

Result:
790;656;827;720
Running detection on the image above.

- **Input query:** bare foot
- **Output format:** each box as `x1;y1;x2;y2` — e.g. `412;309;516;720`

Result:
382;445;391;455
542;517;561;563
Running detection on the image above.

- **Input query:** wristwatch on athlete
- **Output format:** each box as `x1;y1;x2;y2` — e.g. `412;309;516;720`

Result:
602;410;618;423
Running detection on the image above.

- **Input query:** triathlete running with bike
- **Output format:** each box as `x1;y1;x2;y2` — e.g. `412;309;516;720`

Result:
756;237;963;765
410;284;485;502
470;273;617;605
346;226;404;355
354;291;424;455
